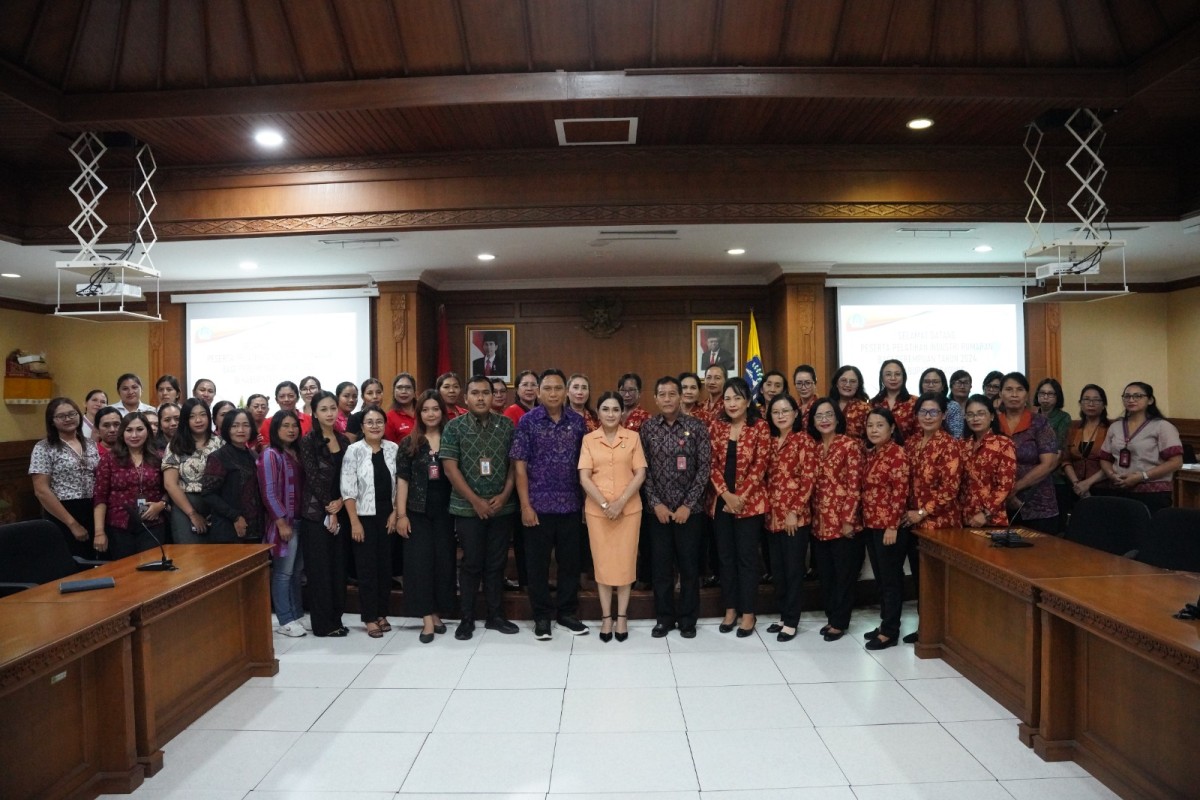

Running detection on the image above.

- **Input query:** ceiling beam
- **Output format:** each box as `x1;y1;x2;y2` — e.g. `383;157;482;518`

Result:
56;66;1133;123
1127;19;1200;96
0;59;62;120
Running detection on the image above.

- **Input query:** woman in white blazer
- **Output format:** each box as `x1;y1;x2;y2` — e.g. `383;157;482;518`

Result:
341;405;399;638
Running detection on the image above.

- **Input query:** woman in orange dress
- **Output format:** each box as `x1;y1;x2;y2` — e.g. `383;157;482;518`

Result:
831;365;871;439
808;397;865;642
708;377;771;638
579;391;647;642
961;395;1017;528
861;407;910;650
764;394;818;642
871;359;918;440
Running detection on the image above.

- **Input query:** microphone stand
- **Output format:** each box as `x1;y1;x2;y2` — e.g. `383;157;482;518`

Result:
135;515;178;571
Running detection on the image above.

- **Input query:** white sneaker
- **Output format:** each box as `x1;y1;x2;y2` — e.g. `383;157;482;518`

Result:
276;621;307;637
299;616;313;632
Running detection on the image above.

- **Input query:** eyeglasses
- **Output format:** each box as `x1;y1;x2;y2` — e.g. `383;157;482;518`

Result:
1080;397;1103;404
1121;393;1147;401
1036;391;1057;398
964;411;991;420
363;419;385;427
794;380;815;388
53;411;79;421
952;379;971;387
812;411;835;422
770;409;794;417
917;409;942;418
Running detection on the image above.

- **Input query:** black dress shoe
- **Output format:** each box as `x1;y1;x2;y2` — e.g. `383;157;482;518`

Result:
556;616;589;635
504;578;522;592
866;635;898;650
679;626;697;639
614;614;628;642
702;575;720;588
651;622;674;638
902;631;919;644
776;629;797;643
718;621;736;634
819;624;831;635
767;622;783;634
736;625;756;638
419;631;435;644
433;623;447;635
485;617;519;635
863;628;881;641
455;620;475;640
823;629;845;642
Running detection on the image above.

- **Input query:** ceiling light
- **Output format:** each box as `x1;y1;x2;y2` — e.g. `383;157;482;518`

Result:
254;130;284;147
727;248;746;255
974;245;993;253
0;272;19;278
906;118;934;130
477;253;496;261
239;261;258;270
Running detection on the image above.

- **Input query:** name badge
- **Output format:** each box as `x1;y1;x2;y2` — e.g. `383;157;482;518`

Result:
676;455;688;471
1118;448;1131;468
428;462;441;480
480;457;492;476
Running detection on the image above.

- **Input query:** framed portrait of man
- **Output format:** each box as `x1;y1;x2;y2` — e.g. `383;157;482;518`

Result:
692;320;741;377
466;325;515;384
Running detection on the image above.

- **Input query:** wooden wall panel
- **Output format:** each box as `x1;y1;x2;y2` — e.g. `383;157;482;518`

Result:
438;285;775;405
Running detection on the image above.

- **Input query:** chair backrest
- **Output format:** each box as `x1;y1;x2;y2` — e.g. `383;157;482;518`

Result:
0;519;86;588
1064;496;1151;556
1136;507;1200;572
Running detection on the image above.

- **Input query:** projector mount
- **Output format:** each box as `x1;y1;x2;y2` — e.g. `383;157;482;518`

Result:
1022;109;1129;304
55;132;162;321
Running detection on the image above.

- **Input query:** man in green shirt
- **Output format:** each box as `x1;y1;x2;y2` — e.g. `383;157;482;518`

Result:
442;375;520;640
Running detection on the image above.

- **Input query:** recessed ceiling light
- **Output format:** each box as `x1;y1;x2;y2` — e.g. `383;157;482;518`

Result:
254;130;284;147
0;272;19;278
727;248;746;255
239;261;258;270
477;253;496;261
973;245;993;253
906;118;934;130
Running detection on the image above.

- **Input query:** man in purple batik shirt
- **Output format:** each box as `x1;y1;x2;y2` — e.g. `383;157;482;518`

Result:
509;368;588;640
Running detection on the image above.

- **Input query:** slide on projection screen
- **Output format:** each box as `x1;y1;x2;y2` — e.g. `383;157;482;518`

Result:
836;286;1025;390
185;294;372;409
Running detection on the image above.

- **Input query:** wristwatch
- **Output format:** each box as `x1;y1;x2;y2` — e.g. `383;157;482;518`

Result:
1140;471;1150;481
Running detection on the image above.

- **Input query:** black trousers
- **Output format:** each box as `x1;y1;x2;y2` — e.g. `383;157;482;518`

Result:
403;505;457;617
353;514;393;622
649;511;704;627
813;534;865;630
458;513;513;621
300;516;347;636
713;510;764;615
767;525;811;628
47;498;99;560
523;512;583;621
510;515;528;585
864;526;908;639
106;523;161;561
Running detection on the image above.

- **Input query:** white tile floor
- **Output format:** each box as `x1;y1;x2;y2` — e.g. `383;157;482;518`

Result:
100;603;1120;800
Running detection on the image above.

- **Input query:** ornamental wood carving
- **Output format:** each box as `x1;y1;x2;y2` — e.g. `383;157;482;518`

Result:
0;616;132;690
918;539;1035;600
1039;592;1200;676
390;294;408;344
136;558;265;621
794;288;815;336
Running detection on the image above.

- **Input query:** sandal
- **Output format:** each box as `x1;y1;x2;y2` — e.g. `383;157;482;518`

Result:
366;622;384;638
376;617;392;632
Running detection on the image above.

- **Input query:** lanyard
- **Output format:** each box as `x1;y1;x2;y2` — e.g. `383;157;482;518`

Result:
1121;417;1150;448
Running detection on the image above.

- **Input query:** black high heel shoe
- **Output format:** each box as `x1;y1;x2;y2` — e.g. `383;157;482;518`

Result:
599;614;613;643
614;614;628;642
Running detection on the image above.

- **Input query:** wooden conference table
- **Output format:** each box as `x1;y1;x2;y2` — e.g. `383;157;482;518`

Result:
914;527;1169;744
915;527;1199;800
0;544;277;799
1036;571;1200;800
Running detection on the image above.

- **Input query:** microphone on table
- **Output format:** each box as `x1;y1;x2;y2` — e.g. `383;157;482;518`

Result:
135;511;178;572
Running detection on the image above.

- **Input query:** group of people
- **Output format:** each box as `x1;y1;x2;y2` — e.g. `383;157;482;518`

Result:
28;361;1183;649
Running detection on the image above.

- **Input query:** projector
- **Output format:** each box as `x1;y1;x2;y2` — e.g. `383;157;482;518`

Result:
1034;262;1101;279
76;282;144;299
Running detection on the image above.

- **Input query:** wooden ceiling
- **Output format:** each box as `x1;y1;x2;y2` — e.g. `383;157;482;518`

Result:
0;0;1197;251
